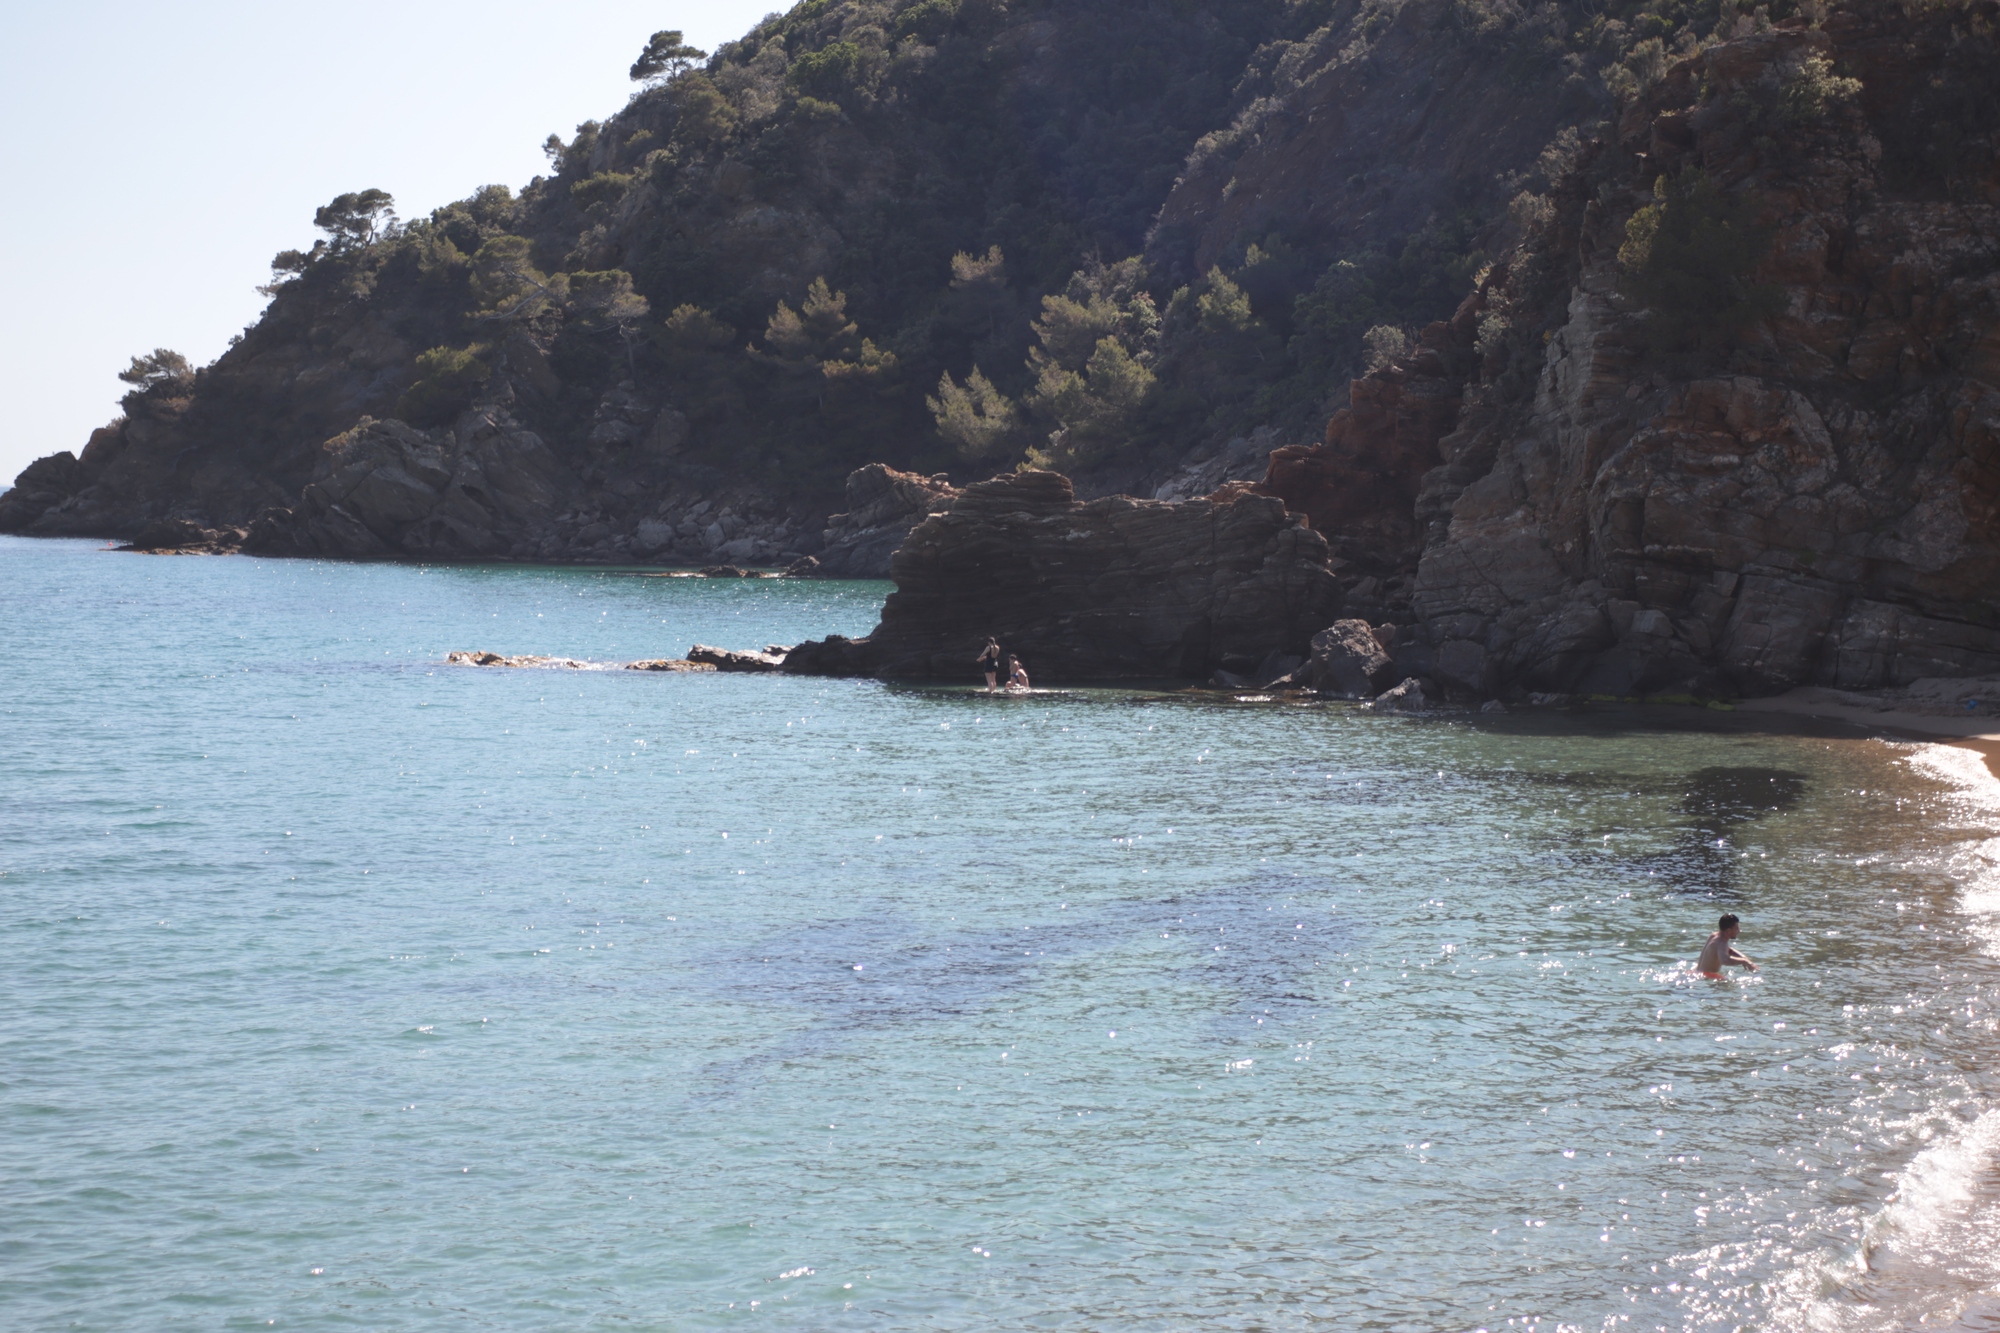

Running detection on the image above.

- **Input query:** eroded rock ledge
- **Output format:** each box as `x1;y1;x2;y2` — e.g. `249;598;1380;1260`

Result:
782;471;1340;680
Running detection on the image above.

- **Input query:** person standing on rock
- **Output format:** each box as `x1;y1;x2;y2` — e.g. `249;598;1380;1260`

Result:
1005;654;1031;692
976;637;1004;691
1696;913;1757;978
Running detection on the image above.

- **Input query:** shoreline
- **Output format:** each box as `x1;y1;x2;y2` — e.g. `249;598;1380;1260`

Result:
1738;686;2000;779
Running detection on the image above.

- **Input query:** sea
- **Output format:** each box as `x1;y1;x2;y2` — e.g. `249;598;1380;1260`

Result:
5;532;2000;1332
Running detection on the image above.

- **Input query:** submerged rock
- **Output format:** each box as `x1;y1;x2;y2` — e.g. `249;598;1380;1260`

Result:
447;650;715;672
687;644;787;672
784;471;1341;681
116;518;247;554
1366;678;1430;714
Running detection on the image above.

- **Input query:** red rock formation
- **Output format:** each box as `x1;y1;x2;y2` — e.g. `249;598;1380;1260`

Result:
1252;309;1480;578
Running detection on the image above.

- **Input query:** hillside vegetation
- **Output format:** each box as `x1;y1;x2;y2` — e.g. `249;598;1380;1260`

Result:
4;0;1916;548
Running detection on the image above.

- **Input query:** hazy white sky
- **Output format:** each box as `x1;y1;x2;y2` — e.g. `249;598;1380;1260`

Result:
0;1;780;485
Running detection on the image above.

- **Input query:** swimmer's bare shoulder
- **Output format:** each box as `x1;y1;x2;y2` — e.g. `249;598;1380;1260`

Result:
1697;912;1757;977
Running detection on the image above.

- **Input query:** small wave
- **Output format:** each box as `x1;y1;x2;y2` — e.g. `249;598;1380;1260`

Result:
1754;743;2000;1331
1908;743;2000;950
1762;1108;2000;1332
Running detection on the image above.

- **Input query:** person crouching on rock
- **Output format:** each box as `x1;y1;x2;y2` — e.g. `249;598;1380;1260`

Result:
976;637;1003;691
1006;654;1031;692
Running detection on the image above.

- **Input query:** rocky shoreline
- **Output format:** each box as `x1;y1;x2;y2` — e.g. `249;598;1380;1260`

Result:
4;415;956;578
9;15;1998;709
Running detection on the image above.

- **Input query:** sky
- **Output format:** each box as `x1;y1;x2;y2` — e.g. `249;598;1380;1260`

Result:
0;1;782;486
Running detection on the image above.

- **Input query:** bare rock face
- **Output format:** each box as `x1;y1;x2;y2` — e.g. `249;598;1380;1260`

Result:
783;471;1341;680
244;413;578;559
1146;0;1592;284
1340;14;2000;701
812;464;958;578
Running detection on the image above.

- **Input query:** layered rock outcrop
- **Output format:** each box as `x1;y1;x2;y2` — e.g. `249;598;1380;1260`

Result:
811;464;958;577
784;471;1340;680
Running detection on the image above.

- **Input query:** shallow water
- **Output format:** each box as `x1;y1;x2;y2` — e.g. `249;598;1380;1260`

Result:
5;535;2000;1331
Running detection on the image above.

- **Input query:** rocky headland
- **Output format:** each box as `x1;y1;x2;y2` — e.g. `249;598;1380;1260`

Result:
7;2;1997;704
1233;9;2000;703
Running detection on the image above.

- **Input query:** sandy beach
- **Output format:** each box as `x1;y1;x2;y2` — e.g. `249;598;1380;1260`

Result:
1738;679;2000;777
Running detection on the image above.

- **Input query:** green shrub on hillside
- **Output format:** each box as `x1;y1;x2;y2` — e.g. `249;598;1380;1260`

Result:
929;367;1024;460
1618;169;1780;355
570;172;636;211
396;346;489;426
788;40;867;104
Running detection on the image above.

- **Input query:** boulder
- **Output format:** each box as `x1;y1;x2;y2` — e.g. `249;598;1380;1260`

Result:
1366;677;1430;713
783;470;1341;681
633;517;676;554
1306;619;1400;697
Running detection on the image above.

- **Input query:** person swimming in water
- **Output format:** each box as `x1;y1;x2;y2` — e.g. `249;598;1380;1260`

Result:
975;637;1003;691
1696;913;1757;978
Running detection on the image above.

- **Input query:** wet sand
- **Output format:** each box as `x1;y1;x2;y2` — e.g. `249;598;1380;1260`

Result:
1739;686;2000;779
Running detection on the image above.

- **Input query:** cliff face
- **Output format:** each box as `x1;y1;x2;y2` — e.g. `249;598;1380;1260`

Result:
784;470;1339;679
236;408;824;566
1269;7;2000;700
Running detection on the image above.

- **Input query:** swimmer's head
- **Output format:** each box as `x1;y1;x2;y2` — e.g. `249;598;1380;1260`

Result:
1718;912;1740;937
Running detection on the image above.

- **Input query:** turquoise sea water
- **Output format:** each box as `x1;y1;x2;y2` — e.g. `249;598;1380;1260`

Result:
6;534;2000;1332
